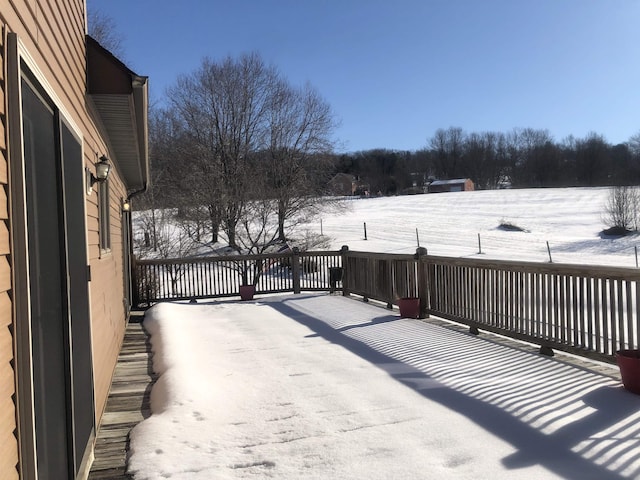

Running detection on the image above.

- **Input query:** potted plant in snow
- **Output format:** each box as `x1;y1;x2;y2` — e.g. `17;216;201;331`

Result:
397;296;420;319
237;259;261;301
616;349;640;395
232;199;284;301
397;248;427;319
239;284;256;301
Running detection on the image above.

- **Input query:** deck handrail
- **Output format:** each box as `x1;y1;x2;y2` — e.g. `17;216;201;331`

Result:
133;247;640;363
133;249;343;304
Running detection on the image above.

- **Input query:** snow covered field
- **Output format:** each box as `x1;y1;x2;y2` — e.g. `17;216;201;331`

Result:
305;187;638;267
135;187;639;267
128;296;640;479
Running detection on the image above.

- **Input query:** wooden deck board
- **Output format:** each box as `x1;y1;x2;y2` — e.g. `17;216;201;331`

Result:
88;317;156;480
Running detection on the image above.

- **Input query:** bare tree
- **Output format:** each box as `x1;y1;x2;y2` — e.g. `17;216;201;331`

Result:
87;8;125;58
168;53;278;250
603;186;639;233
265;80;337;241
462;131;506;189
574;132;610;186
163;52;337;252
508;128;559;187
135;105;200;250
629;131;640;157
628;131;640;179
133;208;200;296
429;127;465;179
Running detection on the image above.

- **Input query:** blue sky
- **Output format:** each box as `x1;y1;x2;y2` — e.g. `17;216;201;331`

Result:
88;0;640;153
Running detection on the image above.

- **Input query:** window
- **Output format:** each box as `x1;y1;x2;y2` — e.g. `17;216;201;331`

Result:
99;178;111;251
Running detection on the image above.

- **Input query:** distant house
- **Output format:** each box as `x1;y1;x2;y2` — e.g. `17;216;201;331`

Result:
1;3;149;479
428;178;475;193
328;173;356;196
328;174;370;196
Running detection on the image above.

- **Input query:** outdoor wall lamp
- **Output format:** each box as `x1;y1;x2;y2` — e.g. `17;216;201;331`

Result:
93;155;112;184
86;155;112;194
122;199;131;212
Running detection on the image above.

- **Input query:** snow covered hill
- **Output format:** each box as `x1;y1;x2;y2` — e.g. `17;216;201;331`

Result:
307;187;639;268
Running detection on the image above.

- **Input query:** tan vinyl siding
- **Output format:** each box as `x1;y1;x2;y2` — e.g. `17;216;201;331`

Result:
90;172;128;419
0;20;18;480
0;256;9;293
0;221;9;254
0;394;19;480
0;183;6;219
0;316;17;480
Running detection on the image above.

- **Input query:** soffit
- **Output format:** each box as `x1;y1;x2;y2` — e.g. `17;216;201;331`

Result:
86;35;149;192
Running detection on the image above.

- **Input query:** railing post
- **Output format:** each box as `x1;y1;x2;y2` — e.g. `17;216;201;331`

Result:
415;247;429;318
132;258;140;308
292;247;301;294
340;245;349;296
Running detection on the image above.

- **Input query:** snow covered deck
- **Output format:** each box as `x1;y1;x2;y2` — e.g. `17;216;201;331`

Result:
94;294;640;479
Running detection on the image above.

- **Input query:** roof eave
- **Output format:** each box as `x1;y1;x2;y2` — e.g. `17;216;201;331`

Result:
86;35;149;193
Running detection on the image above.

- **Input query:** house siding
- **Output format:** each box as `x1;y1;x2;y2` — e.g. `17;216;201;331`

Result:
0;22;19;480
89;174;128;420
1;0;136;477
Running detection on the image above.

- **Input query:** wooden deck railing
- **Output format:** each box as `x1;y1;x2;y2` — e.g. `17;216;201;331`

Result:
133;247;640;363
421;254;640;363
134;249;343;304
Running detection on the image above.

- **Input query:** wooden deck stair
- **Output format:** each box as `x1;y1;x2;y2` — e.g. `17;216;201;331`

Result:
88;316;155;479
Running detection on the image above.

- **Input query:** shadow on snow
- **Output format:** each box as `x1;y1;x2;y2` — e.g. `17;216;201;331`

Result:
264;294;640;480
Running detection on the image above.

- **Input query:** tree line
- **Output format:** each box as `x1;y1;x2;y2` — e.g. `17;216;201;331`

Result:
333;127;640;195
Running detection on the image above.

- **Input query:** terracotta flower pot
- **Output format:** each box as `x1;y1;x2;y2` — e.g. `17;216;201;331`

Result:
616;349;640;395
398;297;420;319
239;285;256;301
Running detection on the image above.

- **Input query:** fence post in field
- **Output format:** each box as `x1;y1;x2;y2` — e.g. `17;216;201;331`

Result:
340;245;349;296
415;247;429;318
292;247;301;294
